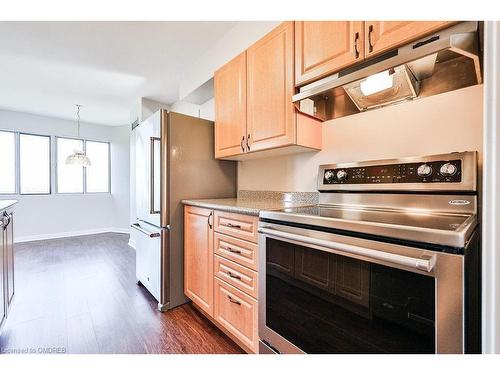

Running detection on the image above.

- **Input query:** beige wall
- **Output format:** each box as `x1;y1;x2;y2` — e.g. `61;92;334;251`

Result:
238;84;483;192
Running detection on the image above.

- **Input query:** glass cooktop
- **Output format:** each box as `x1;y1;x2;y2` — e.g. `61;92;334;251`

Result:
279;205;470;232
260;205;477;248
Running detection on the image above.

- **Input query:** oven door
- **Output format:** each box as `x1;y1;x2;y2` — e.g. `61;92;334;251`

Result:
258;222;465;354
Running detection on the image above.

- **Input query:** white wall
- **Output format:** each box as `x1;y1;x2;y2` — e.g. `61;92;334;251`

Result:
170;98;215;121
178;21;280;101
238;85;483;191
0;109;130;242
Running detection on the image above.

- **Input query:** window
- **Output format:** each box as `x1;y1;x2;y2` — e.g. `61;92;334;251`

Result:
56;137;110;193
0;131;16;194
85;141;110;193
57;138;84;193
19;134;51;194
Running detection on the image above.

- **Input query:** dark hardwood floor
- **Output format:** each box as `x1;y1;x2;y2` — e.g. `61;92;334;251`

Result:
0;233;243;354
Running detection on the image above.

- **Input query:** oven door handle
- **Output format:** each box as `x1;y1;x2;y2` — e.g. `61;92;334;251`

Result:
259;227;436;272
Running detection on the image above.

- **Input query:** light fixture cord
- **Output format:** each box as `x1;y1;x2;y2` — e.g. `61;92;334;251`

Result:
76;104;81;138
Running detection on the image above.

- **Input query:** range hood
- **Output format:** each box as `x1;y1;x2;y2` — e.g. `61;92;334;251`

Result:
293;21;482;121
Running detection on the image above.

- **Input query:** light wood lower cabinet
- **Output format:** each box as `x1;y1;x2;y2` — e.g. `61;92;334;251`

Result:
184;206;214;316
184;206;259;353
1;207;15;330
214;255;258;299
213;210;259;243
214;278;258;352
214;232;258;271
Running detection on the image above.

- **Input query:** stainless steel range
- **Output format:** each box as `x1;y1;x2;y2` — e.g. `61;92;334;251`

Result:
258;151;480;354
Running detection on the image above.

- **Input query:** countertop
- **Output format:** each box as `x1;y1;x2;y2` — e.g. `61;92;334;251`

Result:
0;200;17;212
182;191;318;216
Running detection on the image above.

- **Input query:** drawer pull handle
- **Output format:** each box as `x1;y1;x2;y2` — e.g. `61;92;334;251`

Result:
225;222;241;229
227;271;241;280
222;246;242;254
227;296;241;305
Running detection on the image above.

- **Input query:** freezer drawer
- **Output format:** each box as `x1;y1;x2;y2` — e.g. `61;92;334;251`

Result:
132;221;162;302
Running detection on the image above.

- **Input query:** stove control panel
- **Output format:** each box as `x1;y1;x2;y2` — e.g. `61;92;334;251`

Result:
322;159;462;185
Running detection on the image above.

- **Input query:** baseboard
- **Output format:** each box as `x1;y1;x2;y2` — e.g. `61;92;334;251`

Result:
128;238;136;249
14;227;130;243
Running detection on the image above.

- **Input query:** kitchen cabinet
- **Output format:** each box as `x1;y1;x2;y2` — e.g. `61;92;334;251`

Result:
184;205;214;316
5;213;14;306
214;255;258;299
213;210;259;243
214;232;258;271
214;278;258;352
0;218;5;328
246;21;295;152
184;205;260;353
295;21;365;86
214;52;247;159
214;22;322;160
1;204;15;330
365;21;456;57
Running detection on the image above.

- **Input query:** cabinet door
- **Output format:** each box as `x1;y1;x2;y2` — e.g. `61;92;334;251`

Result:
1;222;5;327
214;278;258;353
365;21;456;57
247;21;295;152
334;256;370;308
184;206;214;316
295;21;364;86
214;52;247;158
5;213;14;306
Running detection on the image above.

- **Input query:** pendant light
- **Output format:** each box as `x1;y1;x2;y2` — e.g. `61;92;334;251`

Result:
66;104;91;167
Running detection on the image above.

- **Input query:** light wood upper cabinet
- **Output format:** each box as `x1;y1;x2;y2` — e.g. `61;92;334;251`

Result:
214;52;247;158
295;21;365;86
365;21;456;57
246;21;295;152
184;206;214;316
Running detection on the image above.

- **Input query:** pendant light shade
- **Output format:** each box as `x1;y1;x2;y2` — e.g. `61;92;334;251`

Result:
66;104;91;167
66;151;91;166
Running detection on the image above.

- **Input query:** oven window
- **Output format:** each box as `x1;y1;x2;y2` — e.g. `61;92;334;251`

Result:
265;238;436;353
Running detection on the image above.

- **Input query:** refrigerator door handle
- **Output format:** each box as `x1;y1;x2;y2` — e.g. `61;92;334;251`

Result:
131;223;161;238
150;137;161;214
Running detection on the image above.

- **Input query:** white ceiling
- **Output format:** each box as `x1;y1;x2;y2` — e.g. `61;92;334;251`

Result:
0;21;238;126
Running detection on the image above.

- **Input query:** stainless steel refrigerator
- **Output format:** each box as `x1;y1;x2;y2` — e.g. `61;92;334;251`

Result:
131;109;236;311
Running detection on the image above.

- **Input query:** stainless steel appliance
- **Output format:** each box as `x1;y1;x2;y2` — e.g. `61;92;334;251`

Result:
131;110;236;311
258;151;480;354
294;21;482;121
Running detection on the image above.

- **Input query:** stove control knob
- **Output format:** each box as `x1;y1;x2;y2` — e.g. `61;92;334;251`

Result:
324;170;335;182
336;170;348;181
440;162;457;177
417;164;432;177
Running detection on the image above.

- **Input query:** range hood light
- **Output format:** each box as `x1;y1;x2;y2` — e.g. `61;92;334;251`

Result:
360;70;394;96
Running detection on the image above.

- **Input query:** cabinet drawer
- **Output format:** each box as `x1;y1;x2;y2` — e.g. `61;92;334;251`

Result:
214;232;258;271
214;278;258;353
214;211;259;243
214;255;258;299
